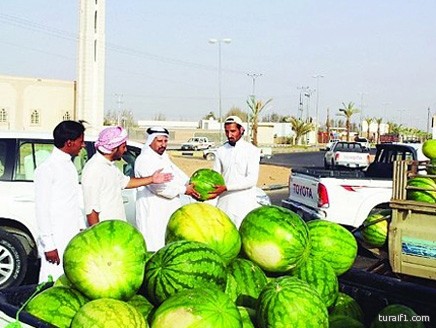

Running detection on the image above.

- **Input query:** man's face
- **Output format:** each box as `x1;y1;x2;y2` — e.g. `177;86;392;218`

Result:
150;135;168;155
225;123;243;146
66;134;85;156
112;142;127;161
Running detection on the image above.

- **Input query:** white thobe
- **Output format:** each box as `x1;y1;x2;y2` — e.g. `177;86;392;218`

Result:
214;139;261;227
135;147;192;251
81;152;130;221
34;147;85;282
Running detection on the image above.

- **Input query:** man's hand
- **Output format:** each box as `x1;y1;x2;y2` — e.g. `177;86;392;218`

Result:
45;249;60;265
152;168;173;184
207;184;227;200
185;183;201;199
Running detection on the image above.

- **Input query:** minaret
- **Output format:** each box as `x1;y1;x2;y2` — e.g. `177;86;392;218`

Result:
77;0;105;129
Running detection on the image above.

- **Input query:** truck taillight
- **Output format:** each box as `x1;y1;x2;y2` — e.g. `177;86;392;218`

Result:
318;183;329;207
335;153;340;160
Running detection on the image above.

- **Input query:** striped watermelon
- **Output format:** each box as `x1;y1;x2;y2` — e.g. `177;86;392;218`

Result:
165;202;241;264
24;286;88;328
330;292;364;323
127;294;154;322
239;205;310;273
329;315;365;328
406;176;436;203
189;168;225;201
228;258;268;308
225;272;239;302
256;276;328;327
53;274;74;288
361;209;391;248
142;240;228;305
63;220;147;301
291;256;339;308
422;139;436;160
238;306;256;328
150;287;242;328
308;220;358;275
370;304;426;328
71;298;148;328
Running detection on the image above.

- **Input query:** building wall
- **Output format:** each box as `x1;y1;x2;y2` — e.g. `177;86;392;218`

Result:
0;75;76;131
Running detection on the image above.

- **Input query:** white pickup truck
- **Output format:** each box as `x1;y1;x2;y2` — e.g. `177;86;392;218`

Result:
282;143;426;228
323;141;370;169
180;137;215;151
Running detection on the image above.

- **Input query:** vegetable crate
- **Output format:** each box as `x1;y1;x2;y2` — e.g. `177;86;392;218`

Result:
390;160;436;281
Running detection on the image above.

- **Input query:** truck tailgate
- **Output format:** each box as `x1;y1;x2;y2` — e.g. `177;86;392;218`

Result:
289;173;320;208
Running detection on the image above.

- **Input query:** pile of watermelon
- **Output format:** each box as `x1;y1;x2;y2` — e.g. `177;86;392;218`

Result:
18;205;423;327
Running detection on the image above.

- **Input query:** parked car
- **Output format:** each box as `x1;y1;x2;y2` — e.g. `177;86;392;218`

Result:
180;137;214;151
0;131;142;289
324;139;340;151
354;137;371;150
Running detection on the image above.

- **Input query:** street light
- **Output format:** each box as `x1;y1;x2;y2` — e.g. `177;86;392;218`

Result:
209;38;231;143
312;74;325;145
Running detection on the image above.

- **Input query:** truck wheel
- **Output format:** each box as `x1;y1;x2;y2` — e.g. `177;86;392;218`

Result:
205;153;216;161
0;229;28;289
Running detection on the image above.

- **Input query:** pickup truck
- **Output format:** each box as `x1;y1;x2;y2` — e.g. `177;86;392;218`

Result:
323;141;370;169
180;137;214;151
282;143;426;228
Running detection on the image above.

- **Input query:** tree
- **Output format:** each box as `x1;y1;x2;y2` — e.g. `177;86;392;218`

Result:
203;111;216;120
337;102;360;141
374;117;383;143
364;117;373;140
246;96;273;146
225;106;248;121
289;116;314;145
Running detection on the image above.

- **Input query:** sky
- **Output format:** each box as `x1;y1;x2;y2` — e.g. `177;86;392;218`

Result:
0;1;435;131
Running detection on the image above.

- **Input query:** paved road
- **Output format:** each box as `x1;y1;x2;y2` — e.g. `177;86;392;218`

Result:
261;150;325;169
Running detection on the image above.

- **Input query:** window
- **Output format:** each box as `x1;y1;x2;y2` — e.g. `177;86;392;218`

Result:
0;141;6;178
30;110;40;125
15;142;53;181
0;108;7;123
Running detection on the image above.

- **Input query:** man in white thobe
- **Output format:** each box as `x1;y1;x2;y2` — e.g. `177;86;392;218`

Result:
34;120;86;282
211;116;261;228
135;127;198;251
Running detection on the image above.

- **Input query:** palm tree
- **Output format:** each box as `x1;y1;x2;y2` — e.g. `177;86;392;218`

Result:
374;117;383;143
337;102;360;141
246;96;273;146
364;117;373;140
288;116;314;145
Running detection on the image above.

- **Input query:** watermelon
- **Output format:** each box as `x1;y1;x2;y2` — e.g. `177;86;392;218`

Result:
330;292;364;323
256;276;329;327
228;258;268;308
406;176;436;203
225;272;239;302
63;220;147;300
142;240;228;305
53;274;74;288
291;256;339;308
329;315;365;328
24;286;88;328
238;306;256;328
70;298;148;328
189;168;225;201
361;209;391;248
127;294;154;322
165;202;241;264
239;205;310;273
422;139;436;160
370;304;426;328
308;220;358;275
150;288;242;328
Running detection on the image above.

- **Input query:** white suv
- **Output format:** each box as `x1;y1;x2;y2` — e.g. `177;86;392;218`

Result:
0;131;142;289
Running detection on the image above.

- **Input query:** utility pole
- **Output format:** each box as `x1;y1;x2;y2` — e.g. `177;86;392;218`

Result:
427;107;431;137
114;93;123;125
297;86;309;119
312;74;325;145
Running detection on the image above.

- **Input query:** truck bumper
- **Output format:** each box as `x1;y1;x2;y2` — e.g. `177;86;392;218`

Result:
281;199;325;221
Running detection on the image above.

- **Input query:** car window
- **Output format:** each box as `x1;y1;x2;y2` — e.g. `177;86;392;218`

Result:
15;142;53;181
0;141;6;179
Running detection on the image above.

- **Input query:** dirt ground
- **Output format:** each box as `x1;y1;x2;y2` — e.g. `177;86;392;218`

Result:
169;154;290;188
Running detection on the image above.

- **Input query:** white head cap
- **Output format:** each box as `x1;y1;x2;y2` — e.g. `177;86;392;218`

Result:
224;116;243;126
145;126;170;147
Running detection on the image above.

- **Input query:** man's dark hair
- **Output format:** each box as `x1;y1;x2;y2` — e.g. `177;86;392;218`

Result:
53;120;85;148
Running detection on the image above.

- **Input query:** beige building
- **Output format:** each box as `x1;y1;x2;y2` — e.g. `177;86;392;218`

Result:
0;75;76;131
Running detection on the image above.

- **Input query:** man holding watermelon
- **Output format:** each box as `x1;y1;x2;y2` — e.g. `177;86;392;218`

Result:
34;120;87;282
134;127;200;251
210;116;261;227
82;126;173;226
